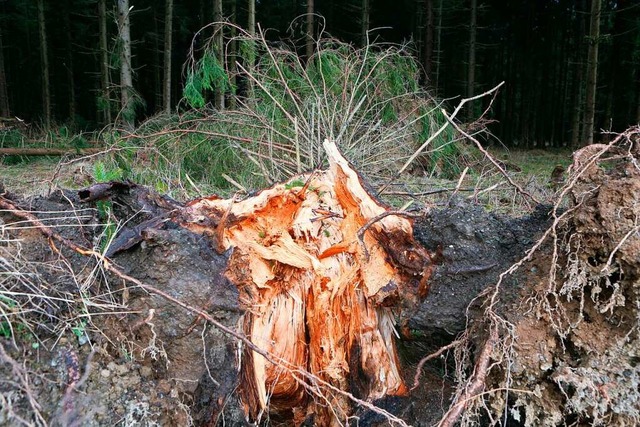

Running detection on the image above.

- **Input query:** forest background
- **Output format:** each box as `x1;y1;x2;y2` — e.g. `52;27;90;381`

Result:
0;0;638;152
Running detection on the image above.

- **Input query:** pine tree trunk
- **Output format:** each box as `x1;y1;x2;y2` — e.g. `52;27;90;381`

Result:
361;0;370;46
199;0;206;29
118;0;134;129
247;0;255;103
559;27;570;146
306;0;315;60
153;9;162;111
163;0;173;114
583;0;602;146
228;0;237;110
434;0;443;94
570;71;584;148
0;25;10;117
571;0;587;148
214;0;225;110
63;0;76;125
636;84;640;123
424;0;434;80
637;79;640;125
467;0;477;121
98;0;111;124
37;0;51;129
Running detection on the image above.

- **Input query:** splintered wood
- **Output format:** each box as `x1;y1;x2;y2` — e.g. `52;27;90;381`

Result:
180;140;432;425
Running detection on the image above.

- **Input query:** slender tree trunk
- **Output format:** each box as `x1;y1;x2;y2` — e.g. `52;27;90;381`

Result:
98;0;111;124
153;9;162;111
118;0;134;129
571;69;585;147
415;0;424;66
63;0;76;125
583;0;602;145
199;0;206;29
228;0;237;109
636;76;640;125
603;60;615;139
163;0;173;114
0;25;10;117
214;0;225;110
306;0;315;60
37;0;51;129
434;0;443;94
248;0;255;46
571;0;587;148
558;29;570;146
361;0;370;46
424;0;434;80
247;0;255;103
467;0;477;121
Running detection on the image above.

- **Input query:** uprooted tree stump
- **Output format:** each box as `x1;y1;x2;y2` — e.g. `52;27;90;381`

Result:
1;139;437;426
2;129;640;426
172;140;432;424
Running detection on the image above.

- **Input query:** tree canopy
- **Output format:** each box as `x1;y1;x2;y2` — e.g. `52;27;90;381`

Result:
0;0;638;147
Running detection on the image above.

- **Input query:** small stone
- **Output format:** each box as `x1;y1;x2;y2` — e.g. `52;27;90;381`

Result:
115;364;130;376
157;380;172;395
100;369;111;378
140;366;153;378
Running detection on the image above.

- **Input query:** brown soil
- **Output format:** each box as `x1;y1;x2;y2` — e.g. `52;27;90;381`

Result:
485;139;640;426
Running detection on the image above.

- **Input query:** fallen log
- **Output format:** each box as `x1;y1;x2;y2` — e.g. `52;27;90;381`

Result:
0;147;102;156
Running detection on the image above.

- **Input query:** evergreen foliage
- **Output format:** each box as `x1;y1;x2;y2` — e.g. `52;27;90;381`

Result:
113;32;463;197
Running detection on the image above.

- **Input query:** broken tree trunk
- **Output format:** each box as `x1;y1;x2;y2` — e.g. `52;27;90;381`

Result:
175;140;433;424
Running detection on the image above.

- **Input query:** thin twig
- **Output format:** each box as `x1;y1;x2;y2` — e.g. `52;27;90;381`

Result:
380;187;476;197
411;336;466;391
450;166;469;201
